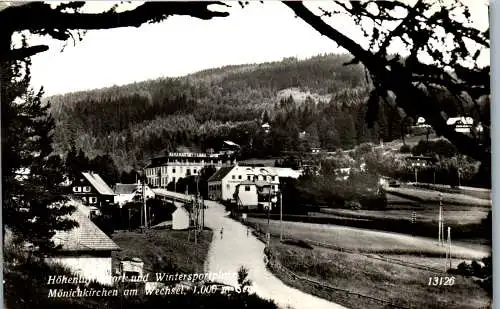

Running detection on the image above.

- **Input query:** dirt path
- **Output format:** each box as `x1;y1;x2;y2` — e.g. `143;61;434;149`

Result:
203;200;347;309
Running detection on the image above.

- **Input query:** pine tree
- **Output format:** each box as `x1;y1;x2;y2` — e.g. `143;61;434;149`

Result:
1;51;76;255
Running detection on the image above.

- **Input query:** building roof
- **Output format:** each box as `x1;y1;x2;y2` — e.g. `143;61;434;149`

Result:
208;166;235;182
114;183;139;195
446;116;474;126
223;140;240;148
82;172;115;196
273;167;302;179
52;202;120;252
237;180;271;187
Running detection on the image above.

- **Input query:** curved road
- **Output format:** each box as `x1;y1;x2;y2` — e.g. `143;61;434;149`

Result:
203;200;347;309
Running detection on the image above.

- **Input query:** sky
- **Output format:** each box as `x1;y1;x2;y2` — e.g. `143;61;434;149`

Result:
17;1;490;96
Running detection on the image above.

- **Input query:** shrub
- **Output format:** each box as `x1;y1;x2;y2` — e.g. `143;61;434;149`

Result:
400;144;412;153
344;200;362;210
282;239;313;249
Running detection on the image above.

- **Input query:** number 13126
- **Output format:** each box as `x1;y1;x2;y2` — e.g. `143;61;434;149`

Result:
428;276;455;286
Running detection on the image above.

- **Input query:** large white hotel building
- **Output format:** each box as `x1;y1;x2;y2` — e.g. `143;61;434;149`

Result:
145;152;236;188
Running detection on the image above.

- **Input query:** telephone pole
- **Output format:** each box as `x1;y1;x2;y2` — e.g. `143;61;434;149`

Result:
447;227;452;270
279;191;283;242
143;174;147;228
438;194;443;246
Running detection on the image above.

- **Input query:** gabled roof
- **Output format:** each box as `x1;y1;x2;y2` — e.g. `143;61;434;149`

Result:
208;166;235;182
223;140;240;148
52;202;120;252
82;172;115;196
114;183;139;195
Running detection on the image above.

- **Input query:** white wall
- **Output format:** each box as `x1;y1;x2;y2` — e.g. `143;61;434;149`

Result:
45;255;114;286
172;209;190;230
236;185;258;207
221;166;280;201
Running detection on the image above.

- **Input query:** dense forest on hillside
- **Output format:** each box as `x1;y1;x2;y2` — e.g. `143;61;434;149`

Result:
46;54;426;172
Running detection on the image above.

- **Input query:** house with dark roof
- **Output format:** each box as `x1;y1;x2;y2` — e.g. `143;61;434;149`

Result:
45;202;120;286
114;182;155;207
71;172;116;208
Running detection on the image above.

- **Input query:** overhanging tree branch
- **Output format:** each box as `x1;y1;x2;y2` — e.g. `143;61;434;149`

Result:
283;1;488;162
0;1;230;61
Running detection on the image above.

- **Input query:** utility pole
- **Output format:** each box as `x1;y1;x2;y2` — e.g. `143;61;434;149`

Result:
143;174;147;229
279;191;283;242
447;227;452;270
414;168;418;183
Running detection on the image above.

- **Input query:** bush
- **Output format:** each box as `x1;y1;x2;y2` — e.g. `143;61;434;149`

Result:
400;144;412;153
344;200;362;210
282;239;313;249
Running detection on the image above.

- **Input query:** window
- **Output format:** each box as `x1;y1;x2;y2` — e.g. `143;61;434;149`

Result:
272;176;276;181
73;186;81;193
227;184;230;189
193;169;197;174
83;186;91;192
172;168;176;174
245;186;251;191
238;175;242;180
232;175;235;179
89;197;97;204
247;176;251;180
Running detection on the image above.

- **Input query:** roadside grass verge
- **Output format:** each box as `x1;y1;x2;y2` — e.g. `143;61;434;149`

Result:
112;228;213;275
265;241;491;309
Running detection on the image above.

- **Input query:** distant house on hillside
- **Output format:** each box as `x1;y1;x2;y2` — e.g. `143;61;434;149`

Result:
446;116;474;133
114;182;155;207
45;203;120;286
310;147;323;154
262;122;271;133
221;140;240;155
71;172;116;208
406;156;437;169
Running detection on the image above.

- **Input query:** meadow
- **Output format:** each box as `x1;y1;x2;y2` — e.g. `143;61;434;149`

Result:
266;241;491;309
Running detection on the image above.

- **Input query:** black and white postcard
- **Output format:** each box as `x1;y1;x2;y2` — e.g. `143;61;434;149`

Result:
1;1;492;308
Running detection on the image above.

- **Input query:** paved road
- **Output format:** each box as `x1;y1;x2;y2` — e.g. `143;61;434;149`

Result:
203;200;347;309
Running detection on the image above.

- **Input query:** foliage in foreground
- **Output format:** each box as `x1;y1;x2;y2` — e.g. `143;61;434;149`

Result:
4;244;277;309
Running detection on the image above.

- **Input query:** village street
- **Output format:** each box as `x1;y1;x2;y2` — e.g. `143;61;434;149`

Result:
203;200;346;309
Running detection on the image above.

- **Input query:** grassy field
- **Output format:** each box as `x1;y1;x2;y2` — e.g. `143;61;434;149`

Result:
411;183;491;200
112;228;213;275
267;241;491;309
247;218;490;259
386;186;491;207
318;206;489;226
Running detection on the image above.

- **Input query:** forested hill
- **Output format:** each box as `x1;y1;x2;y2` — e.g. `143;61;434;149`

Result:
47;53;401;172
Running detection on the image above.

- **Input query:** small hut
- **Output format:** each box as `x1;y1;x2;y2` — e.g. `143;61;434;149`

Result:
172;206;190;230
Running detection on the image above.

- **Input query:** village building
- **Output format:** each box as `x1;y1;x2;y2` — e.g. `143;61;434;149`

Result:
220;140;240;155
261;122;271;133
71;172;116;208
145;152;236;188
208;165;286;202
406;156;438;168
45;202;120;286
234;180;274;210
172;206;190;230
114;181;155;207
446;116;474;134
